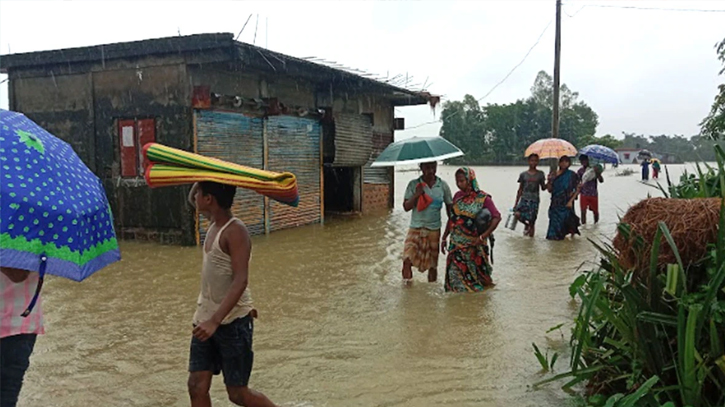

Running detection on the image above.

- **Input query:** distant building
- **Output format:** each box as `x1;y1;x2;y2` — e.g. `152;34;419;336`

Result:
616;148;642;164
616;148;680;165
0;33;439;245
659;153;679;164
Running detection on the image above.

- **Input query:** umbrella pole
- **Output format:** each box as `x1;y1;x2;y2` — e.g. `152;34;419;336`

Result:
21;254;47;317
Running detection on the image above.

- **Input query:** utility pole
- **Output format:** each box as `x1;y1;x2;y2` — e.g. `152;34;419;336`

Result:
552;0;562;140
550;0;562;172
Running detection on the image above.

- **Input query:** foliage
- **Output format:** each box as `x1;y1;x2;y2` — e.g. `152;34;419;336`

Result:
578;134;623;150
701;38;725;140
439;70;725;165
659;145;725;199
439;71;599;165
533;342;559;372
534;146;725;407
619;133;725;163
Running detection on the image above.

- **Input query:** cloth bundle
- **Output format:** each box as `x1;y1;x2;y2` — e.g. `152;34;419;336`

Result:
143;143;299;207
581;164;603;184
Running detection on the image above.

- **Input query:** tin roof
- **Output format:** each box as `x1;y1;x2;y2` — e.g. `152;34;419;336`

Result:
0;33;437;107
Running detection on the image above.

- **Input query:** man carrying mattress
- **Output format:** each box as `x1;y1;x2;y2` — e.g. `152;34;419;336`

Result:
186;182;277;407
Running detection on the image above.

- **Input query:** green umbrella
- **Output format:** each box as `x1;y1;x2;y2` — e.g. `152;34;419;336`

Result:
370;136;464;167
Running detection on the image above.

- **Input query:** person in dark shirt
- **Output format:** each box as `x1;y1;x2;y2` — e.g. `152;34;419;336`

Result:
514;154;546;237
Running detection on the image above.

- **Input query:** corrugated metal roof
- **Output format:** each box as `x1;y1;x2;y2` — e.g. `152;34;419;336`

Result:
0;33;439;106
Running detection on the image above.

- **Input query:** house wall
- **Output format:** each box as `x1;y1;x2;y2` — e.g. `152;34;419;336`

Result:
9;59;196;245
192;69;397;215
92;64;194;245
7;51;401;245
617;150;640;165
188;65;261;98
360;95;395;213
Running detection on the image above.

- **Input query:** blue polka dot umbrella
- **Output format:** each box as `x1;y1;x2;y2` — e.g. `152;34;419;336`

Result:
0;110;121;313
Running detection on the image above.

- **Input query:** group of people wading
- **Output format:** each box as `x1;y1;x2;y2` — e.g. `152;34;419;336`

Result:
401;155;604;292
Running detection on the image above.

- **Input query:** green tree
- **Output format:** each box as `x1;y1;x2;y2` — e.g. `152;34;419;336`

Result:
702;38;725;140
578;134;622;149
440;71;599;164
530;71;578;109
620;132;651;149
439;95;486;163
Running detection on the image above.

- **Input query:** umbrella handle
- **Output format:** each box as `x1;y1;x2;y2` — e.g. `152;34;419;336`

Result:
21;254;47;318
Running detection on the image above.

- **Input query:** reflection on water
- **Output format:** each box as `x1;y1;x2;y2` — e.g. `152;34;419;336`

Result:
19;165;687;407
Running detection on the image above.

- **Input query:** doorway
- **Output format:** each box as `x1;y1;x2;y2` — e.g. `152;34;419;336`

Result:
324;166;361;214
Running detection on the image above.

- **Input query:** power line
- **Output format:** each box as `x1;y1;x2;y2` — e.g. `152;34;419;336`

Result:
476;20;553;103
404;20;553;132
563;3;587;18
563;3;725;13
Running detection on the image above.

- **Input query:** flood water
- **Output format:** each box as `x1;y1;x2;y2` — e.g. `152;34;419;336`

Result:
19;164;689;407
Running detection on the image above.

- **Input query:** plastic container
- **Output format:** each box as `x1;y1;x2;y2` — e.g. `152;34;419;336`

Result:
505;210;518;231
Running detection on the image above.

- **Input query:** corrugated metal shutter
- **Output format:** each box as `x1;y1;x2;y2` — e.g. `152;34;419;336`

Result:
363;132;393;184
195;110;265;241
332;113;372;167
266;116;321;232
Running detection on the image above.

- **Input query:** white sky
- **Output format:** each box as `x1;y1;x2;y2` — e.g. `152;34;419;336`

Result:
1;0;723;140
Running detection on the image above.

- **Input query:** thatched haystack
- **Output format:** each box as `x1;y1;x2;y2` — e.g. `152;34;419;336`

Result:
613;197;721;271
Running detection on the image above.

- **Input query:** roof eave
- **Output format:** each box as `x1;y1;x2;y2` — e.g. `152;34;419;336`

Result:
0;33;236;73
237;43;436;106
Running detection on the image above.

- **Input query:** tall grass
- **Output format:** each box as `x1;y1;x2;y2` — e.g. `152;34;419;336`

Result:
658;145;725;199
535;146;725;407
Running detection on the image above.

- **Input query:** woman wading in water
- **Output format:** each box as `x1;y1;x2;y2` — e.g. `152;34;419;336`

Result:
546;156;580;240
442;167;501;292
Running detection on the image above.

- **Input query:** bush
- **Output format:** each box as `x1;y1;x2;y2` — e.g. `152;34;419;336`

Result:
535;146;725;407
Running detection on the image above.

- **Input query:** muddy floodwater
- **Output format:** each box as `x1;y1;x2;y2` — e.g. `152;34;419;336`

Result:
18;164;689;407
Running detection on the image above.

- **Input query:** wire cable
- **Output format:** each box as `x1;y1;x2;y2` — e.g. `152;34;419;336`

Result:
404;19;554;132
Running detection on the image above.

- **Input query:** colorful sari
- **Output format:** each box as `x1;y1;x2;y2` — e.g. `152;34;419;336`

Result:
546;169;580;240
445;168;496;292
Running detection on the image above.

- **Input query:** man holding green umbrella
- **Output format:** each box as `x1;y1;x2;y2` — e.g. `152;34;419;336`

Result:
371;136;462;284
402;161;453;283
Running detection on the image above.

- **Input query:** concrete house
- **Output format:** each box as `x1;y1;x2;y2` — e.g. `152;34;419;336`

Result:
0;33;438;245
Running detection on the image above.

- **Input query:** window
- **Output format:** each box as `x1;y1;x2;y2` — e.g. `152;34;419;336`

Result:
624;153;630;160
118;118;156;177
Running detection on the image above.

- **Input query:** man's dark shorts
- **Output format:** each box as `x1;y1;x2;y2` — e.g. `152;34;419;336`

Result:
189;315;254;387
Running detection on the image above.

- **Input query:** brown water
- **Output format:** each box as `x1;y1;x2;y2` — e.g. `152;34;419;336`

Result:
19;164;687;407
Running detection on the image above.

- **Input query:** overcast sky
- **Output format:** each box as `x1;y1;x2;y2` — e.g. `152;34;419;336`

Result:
1;0;723;140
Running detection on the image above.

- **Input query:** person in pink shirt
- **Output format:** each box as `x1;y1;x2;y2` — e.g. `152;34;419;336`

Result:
0;267;44;407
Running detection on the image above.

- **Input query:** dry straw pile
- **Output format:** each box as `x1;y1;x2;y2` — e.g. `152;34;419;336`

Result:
613;197;721;271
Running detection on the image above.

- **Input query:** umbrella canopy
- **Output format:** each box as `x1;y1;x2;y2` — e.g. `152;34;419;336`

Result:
524;138;577;160
579;144;619;164
370;136;464;167
0;110;121;282
638;149;652;159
